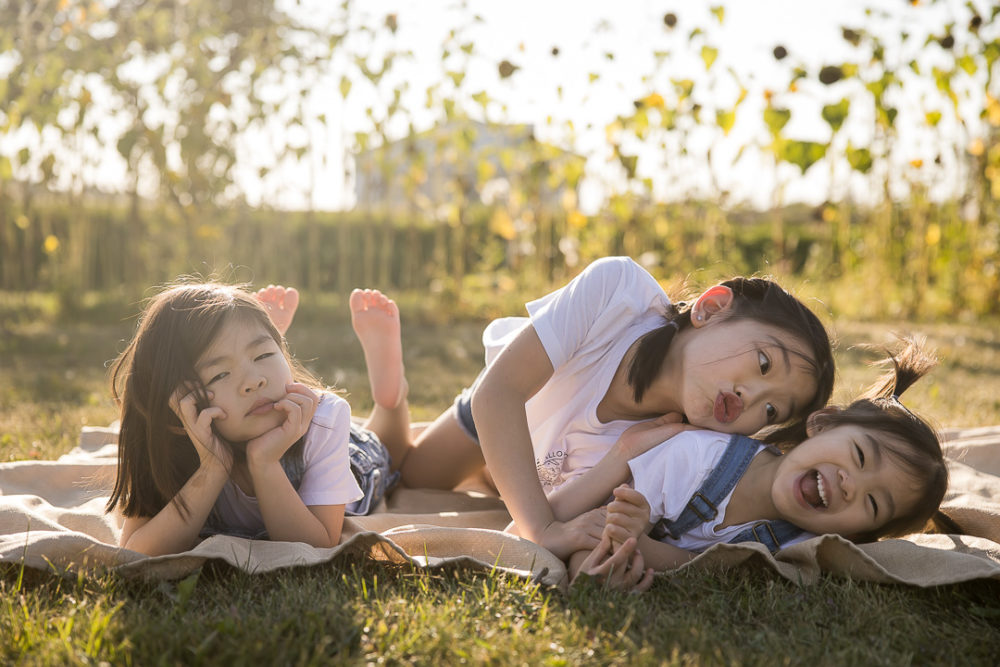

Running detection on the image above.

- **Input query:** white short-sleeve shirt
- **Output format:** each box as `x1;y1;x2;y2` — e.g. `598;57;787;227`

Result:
209;393;364;535
481;256;670;492
628;430;814;552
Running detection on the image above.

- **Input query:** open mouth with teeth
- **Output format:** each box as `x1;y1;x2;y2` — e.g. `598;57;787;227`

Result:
800;469;829;509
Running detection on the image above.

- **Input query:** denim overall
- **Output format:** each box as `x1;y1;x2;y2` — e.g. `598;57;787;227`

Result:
200;423;398;540
648;434;803;554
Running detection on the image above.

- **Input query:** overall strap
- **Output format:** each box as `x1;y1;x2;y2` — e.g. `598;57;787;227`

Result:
727;519;804;553
647;433;804;553
649;434;760;541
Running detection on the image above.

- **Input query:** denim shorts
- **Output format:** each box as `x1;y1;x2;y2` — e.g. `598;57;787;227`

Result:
344;423;400;516
452;368;486;446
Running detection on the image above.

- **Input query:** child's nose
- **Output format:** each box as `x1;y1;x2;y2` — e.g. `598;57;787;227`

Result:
838;469;855;501
243;375;266;393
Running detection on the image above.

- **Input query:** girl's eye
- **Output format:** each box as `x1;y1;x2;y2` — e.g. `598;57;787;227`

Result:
868;494;879;519
765;403;778;423
758;350;771;375
254;352;274;362
208;372;228;385
854;443;866;468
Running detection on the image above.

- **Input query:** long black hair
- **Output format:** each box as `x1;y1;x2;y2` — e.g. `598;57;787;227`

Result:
106;281;320;519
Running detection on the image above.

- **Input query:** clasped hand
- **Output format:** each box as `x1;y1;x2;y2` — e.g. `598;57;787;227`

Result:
602;485;651;549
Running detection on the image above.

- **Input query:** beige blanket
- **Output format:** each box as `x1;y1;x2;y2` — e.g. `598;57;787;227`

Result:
2;426;999;589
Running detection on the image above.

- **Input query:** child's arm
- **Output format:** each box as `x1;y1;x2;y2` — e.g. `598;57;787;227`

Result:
631;534;697;571
472;326;573;555
119;462;231;555
546;416;691;522
246;384;346;547
119;391;234;555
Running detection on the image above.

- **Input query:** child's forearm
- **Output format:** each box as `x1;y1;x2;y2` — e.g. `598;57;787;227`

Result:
634;534;696;571
249;461;344;547
546;445;631;521
472;329;558;546
567;548;591;580
120;460;230;556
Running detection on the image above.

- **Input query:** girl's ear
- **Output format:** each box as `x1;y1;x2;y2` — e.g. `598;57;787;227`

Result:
690;285;735;328
805;407;841;436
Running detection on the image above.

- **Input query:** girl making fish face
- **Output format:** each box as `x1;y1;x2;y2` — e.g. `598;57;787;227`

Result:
387;257;836;559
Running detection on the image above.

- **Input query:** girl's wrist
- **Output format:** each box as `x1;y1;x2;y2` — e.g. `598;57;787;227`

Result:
246;451;283;476
610;440;634;462
198;453;231;475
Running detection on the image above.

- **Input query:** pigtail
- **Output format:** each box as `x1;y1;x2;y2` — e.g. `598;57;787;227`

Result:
627;305;692;403
818;334;947;543
858;334;937;402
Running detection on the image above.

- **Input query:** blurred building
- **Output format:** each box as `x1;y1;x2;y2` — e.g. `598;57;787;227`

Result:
352;119;584;213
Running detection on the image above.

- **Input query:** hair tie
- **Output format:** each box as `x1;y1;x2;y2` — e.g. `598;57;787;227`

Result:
666;320;679;332
890;393;917;418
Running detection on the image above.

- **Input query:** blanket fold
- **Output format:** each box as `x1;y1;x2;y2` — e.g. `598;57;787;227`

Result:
2;425;999;588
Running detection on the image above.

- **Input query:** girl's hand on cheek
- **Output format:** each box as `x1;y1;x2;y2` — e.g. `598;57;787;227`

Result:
170;386;232;472
615;413;692;459
246;383;319;466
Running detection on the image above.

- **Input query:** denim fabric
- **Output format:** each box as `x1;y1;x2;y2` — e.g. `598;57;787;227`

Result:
452;368;487;446
344;424;399;516
649;434;803;553
200;426;398;539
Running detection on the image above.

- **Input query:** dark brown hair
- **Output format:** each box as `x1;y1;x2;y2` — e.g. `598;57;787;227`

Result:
809;336;947;542
106;281;320;519
627;277;835;444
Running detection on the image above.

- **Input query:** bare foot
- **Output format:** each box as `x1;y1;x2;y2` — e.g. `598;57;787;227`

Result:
257;285;299;336
350;289;406;409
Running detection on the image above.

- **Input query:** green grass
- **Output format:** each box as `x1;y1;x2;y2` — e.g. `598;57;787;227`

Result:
3;295;1000;664
4;561;1000;665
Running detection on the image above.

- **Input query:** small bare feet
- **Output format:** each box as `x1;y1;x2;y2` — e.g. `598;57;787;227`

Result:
350;288;406;409
257;285;299;336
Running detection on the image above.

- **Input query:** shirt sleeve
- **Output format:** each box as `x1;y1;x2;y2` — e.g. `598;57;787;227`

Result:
525;257;666;369
297;395;364;507
627;430;727;523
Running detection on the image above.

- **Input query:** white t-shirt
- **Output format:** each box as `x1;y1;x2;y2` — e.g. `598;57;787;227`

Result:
628;429;814;552
209;393;364;536
482;256;670;492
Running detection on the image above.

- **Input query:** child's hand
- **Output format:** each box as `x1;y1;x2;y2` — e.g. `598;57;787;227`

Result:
245;383;318;466
571;536;655;593
603;485;651;549
170;386;232;472
536;508;605;559
614;413;692;460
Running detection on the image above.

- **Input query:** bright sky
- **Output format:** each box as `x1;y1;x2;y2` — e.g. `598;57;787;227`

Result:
268;0;976;211
1;0;984;212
